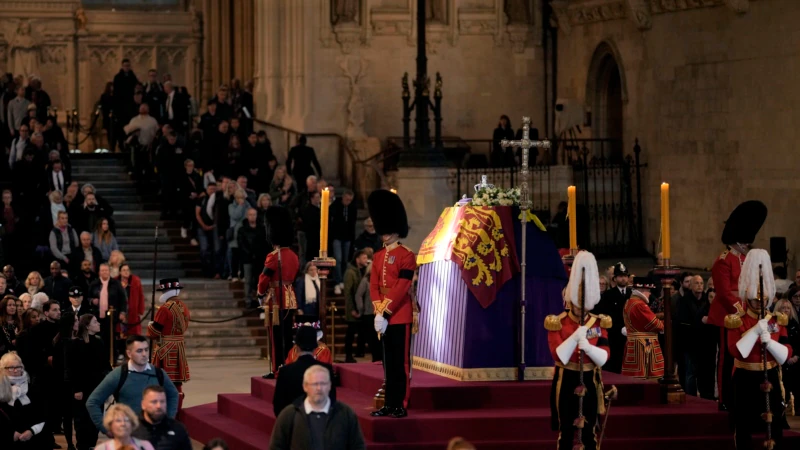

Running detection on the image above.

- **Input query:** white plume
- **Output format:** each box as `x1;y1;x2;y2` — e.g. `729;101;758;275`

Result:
566;251;601;311
738;249;776;307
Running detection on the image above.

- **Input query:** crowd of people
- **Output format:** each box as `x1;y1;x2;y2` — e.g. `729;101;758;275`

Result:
590;259;800;412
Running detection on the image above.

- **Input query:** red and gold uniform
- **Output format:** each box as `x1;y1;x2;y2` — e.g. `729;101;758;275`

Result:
257;247;300;374
710;248;746;410
621;294;665;379
285;342;332;365
148;299;191;382
546;310;611;450
726;308;792;449
370;241;416;411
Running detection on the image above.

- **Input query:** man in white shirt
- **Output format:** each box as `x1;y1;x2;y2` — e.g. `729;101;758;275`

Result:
47;159;69;193
123;103;160;148
7;124;30;170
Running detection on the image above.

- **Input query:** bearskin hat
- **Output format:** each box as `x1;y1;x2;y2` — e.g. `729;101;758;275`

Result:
367;190;409;238
266;206;294;248
721;201;767;246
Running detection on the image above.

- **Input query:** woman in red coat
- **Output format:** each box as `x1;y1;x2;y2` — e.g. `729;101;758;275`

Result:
118;263;146;336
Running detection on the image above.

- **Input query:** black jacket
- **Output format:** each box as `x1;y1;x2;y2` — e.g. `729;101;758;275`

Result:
132;415;192;450
87;277;128;322
329;198;357;242
237;219;268;264
272;354;336;417
269;397;364;450
43;275;73;306
594;287;630;374
286;144;322;183
67;335;110;395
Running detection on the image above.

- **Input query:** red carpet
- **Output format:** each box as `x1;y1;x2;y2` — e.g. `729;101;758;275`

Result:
181;363;800;449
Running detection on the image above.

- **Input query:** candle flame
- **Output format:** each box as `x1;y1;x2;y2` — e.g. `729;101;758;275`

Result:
390;188;397;194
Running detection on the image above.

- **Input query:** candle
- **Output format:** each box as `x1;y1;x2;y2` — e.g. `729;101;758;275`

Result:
661;183;670;260
320;187;330;255
568;186;577;250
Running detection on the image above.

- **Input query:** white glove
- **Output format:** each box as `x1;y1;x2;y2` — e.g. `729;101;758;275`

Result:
760;331;772;344
578;338;591;351
374;314;388;334
766;340;790;365
757;319;770;334
736;325;762;358
582;342;609;367
572;326;588;342
621;327;628;337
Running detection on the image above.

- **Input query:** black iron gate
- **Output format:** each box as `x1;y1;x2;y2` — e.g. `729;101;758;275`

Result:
572;139;646;257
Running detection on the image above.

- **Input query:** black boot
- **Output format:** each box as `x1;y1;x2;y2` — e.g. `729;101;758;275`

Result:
390;407;408;418
370;406;395;417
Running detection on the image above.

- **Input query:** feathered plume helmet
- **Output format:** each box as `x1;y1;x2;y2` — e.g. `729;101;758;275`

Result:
738;249;776;309
565;250;601;311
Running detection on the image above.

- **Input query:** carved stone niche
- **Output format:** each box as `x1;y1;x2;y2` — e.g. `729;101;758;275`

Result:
334;21;362;54
371;7;412;37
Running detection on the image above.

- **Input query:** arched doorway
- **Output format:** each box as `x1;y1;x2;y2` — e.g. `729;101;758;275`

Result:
587;42;626;162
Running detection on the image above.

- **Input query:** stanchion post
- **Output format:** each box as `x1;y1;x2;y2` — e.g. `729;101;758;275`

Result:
653;261;686;404
109;306;116;367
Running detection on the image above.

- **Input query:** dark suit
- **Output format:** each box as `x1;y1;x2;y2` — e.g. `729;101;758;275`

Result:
594;286;630;374
46;169;71;193
272;354;336;416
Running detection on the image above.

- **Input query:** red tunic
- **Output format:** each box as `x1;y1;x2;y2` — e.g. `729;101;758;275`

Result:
726;308;793;371
546;311;611;368
708;249;745;327
622;295;665;379
284;342;332;365
148;299;190;382
120;275;145;336
370;242;416;325
257;248;300;310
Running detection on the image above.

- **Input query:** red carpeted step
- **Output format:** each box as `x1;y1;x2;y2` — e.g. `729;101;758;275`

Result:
180;403;270;450
218;394;278;431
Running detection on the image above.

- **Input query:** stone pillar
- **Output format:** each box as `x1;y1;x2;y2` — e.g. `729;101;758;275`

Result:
202;0;213;100
394;167;456;253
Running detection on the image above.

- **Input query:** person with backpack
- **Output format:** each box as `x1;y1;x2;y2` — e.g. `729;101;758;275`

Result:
85;335;179;435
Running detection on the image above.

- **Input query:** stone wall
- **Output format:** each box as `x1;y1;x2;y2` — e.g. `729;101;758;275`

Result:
553;0;800;270
254;0;545;150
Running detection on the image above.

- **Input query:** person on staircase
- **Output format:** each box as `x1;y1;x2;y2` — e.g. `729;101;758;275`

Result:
87;263;128;363
237;208;268;306
295;262;321;317
344;249;370;363
179;159;204;242
368;189;416;419
117;263;145;337
147;278;190;412
92;219;119;263
545;250;611;450
257;207;300;379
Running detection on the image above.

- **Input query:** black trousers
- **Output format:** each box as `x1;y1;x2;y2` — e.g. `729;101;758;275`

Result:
269;309;295;373
732;366;785;449
550;366;601;450
696;349;718;400
344;322;362;359
73;395;98;450
383;323;412;409
719;328;734;409
362;315;382;362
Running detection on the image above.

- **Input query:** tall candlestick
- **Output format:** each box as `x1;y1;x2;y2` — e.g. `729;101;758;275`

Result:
661;183;670;260
320;187;330;255
568;186;577;250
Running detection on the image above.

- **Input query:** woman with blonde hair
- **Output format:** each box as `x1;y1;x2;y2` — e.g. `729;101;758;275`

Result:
18;294;31;313
268;165;288;201
24;273;43;296
93;218;119;261
0;352;47;449
108;250;125;278
93;404;154;450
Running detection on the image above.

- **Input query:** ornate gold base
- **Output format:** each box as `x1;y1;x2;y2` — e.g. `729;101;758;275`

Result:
373;382;386;409
412;356;554;381
313;256;336;279
659;378;686;404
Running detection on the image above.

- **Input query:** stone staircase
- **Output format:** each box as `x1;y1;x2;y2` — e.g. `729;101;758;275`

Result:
70;154;265;359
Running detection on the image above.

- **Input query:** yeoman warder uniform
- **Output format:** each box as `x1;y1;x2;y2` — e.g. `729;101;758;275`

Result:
148;278;191;410
368;190;417;419
727;249;791;450
710;200;767;410
621;276;665;379
257;206;300;377
546;250;611;450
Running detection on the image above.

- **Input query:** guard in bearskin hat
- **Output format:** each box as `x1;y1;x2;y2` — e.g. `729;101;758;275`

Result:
257;206;300;378
368;189;417;419
272;319;336;416
726;249;791;449
594;262;630;373
620;276;665;379
148;278;191;410
544;250;611;450
709;200;767;411
283;315;332;365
